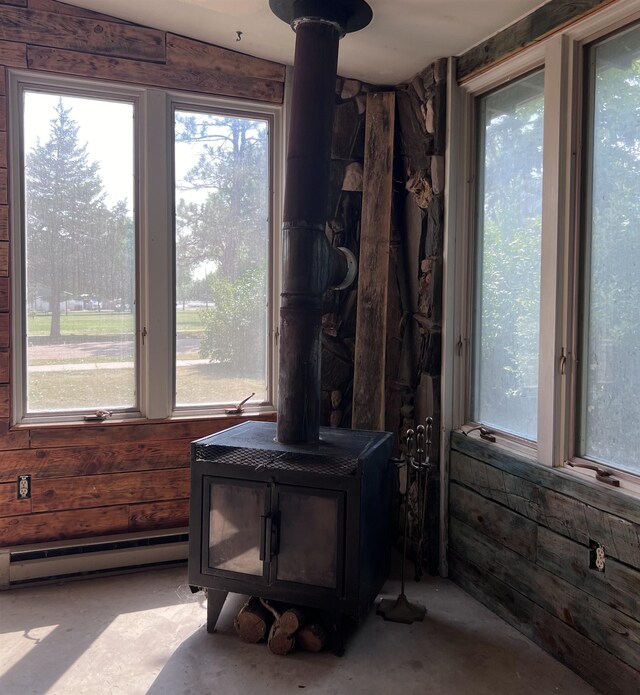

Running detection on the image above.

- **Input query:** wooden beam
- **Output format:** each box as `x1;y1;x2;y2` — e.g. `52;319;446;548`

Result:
27;46;285;103
352;91;395;431
457;0;617;82
0;7;165;62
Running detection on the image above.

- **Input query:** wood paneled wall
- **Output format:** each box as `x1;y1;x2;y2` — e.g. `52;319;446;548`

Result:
449;432;640;695
0;0;283;548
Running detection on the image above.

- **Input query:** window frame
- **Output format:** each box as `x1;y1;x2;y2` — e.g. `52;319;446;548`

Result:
448;0;640;487
9;71;283;425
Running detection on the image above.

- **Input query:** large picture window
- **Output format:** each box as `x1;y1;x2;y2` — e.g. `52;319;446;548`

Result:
580;23;640;475
22;90;136;414
11;75;280;424
472;71;544;441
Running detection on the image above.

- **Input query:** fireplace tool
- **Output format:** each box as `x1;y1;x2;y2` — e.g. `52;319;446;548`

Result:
377;417;434;624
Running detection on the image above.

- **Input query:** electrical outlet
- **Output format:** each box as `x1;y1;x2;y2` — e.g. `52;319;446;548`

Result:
17;474;31;500
589;540;605;572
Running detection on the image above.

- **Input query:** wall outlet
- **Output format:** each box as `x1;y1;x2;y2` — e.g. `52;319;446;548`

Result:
589;540;605;572
17;474;31;500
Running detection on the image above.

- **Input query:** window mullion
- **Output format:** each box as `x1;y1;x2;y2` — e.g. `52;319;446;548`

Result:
140;90;173;419
538;35;573;467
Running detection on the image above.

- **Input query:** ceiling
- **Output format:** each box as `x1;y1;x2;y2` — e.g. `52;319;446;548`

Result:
67;0;548;84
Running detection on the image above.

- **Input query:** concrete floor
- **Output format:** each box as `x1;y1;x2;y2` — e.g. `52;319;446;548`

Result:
0;565;598;695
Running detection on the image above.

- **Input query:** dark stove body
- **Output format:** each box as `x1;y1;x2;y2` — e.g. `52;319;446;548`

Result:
188;420;393;651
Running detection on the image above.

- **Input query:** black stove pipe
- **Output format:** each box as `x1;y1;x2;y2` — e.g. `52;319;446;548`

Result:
270;0;372;444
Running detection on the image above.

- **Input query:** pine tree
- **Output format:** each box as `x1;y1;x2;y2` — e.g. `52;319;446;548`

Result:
25;98;107;339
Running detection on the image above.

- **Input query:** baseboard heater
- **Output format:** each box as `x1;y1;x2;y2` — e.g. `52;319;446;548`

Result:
0;528;188;589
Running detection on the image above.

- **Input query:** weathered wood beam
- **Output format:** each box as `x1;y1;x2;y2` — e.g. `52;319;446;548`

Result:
352;90;395;431
457;0;618;82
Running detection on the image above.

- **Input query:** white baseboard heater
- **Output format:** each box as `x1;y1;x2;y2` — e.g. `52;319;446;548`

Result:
0;528;188;589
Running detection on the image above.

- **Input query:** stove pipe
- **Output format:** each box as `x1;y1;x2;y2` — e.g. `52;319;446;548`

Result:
270;0;372;444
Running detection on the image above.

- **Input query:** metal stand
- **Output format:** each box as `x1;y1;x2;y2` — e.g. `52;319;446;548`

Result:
377;418;433;624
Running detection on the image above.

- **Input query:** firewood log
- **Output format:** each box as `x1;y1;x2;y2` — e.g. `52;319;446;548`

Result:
234;596;274;644
267;623;297;655
278;607;307;636
297;623;327;652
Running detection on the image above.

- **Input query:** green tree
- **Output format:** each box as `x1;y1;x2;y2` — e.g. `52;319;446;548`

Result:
25;99;107;338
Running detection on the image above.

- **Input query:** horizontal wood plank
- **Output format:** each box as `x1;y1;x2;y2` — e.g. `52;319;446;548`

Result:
451;448;640;568
0;312;8;347
537;525;640;622
0;245;7;276
449;481;538;561
0;205;7;240
128;498;189;531
450;517;640;672
0;481;32;517
532;605;640;695
0;383;8;418
29;412;275;448
0;7;165;62
0;350;7;382
28;0;128;23
27;46;284;103
0;39;27;67
0;428;30;450
166;33;285;82
0;438;192;482
0;130;6;167
0;276;7;310
32;467;190;512
0;504;129;545
449;552;534;638
456;0;616;81
0;95;6;131
0;168;6;204
451;431;640;526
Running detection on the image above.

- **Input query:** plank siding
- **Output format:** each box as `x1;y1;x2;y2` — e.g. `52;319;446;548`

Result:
128;499;189;532
0;439;191;482
27;47;284;103
31;468;190;513
450;434;640;689
0;505;130;545
0;7;166;61
166;33;285;82
0;0;284;550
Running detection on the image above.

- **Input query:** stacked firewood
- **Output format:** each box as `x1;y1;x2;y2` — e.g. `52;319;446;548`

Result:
233;597;327;655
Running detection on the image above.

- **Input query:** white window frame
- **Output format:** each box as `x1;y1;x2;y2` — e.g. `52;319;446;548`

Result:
9;71;283;425
446;0;640;487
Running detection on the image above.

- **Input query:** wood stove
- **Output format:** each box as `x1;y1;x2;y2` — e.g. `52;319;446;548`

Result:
188;0;392;653
188;421;392;652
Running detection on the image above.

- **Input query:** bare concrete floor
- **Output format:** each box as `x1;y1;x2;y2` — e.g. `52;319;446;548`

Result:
0;565;598;695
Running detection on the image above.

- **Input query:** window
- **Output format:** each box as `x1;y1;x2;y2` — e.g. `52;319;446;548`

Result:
579;23;640;475
22;90;135;414
174;108;270;408
472;71;544;441
11;74;281;424
454;5;640;483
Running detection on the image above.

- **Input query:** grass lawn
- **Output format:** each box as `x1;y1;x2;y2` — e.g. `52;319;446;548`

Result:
27;309;206;337
28;365;265;411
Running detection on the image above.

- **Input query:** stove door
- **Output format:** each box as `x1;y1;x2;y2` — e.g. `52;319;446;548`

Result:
203;477;269;581
273;486;345;591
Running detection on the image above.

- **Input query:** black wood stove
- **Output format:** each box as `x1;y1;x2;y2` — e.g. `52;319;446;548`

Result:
188;0;392;653
189;421;392;651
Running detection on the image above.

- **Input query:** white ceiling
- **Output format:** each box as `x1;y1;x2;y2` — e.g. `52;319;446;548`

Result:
67;0;548;84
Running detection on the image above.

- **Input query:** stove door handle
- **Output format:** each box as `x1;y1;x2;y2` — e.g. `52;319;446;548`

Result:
260;515;272;562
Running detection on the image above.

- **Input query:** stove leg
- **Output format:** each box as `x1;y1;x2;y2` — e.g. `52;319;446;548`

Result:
206;589;228;633
331;614;345;657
